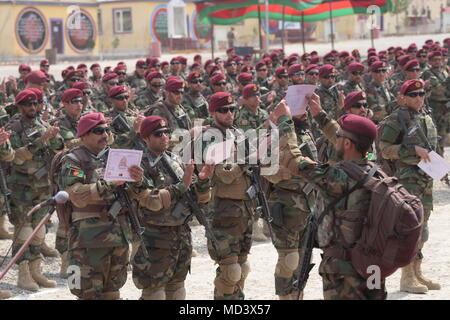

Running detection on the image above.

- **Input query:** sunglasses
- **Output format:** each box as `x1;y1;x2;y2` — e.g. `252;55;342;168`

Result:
83;90;92;96
70;98;83;104
373;69;388;73
171;90;184;95
278;75;288;79
227;63;237;66
214;82;227;86
326;59;335;63
257;69;267;72
90;127;111;135
151;83;163;87
352;102;368;109
112;95;129;101
217;106;236;114
408;68;421;72
419;55;427;58
171;62;180;65
307;72;319;76
351;71;363;76
21;100;38;107
69;78;80;82
293;71;305;76
405;91;425;98
155;64;161;68
153;130;170;138
108;81;119;86
116;72;126;76
322;75;337;79
41;64;50;68
190;79;203;84
37;99;44;104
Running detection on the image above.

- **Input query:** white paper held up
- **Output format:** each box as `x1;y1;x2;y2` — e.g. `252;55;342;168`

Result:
104;148;143;182
285;84;317;116
417;151;450;181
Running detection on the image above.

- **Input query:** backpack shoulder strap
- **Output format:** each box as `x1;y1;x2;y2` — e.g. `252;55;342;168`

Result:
397;108;412;133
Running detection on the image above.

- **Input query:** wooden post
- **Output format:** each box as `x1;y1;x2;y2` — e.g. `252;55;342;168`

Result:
281;5;285;51
329;0;335;50
211;23;215;60
258;5;263;58
301;11;306;53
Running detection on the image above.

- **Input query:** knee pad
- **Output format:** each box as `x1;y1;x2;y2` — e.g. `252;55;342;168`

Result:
166;282;186;300
31;226;46;246
141;288;166;300
240;261;251;281
17;225;33;242
215;262;241;295
275;250;299;278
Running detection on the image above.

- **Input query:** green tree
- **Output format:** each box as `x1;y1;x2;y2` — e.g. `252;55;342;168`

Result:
390;0;412;30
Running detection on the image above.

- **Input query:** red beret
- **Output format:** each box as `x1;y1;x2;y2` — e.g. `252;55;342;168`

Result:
404;59;420;71
27;88;44;100
238;73;253;84
90;63;100;70
255;61;266;70
187;71;202;82
15;89;37;105
24;70;47;85
77;63;87;69
352;49;360;57
190;62;201;69
194;54;202;61
275;66;288;77
370;60;388;72
339;51;350;58
108;85;128;97
210;73;226;85
208;65;221;77
140;116;169;139
146;71;163;82
161;61;169;67
165;76;185;92
428;50;442;59
367;56;380;65
310;51;318;56
344;91;367;111
19;64;31;72
367;48;376;53
243;84;260;99
40;59;49;66
65;70;84;80
62;88;83;103
77;113;107;137
241;66;253;73
339;113;377;141
204;59;214;69
288;64;305;76
287;56;299;65
305;64;319;73
72;81;90;91
214;57;224;64
233;55;243;63
102;73;118;83
319;64;337;78
347;62;365;73
310;56;320;64
225;58;236;67
323;52;334;60
170;57;181;64
136;60;147;68
400;79;424;95
398;55;411;67
407;43;417;52
113;65;126;73
208;92;235;113
226;48;235;54
270;52;278;59
177;56;187;64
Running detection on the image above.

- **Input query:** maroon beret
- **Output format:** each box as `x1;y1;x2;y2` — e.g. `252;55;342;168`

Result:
379;50;387;55
233;56;243;63
387;46;395;52
243;84;260;99
338;113;377;141
72;81;90;91
395;50;405;57
310;56;320;64
40;59;49;66
305;64;319;73
190;62;201;69
225;58;236;67
15;89;37;105
347;62;365;73
187;71;202;82
398;55;411;67
288;64;305;76
113;65;126;73
339;51;350;58
442;48;449;56
367;56;380;65
208;65;221;77
102;73;118;83
226;48;235;54
367;48;376;53
194;54;202;61
177;56;187;64
214;57;224;64
136;60;147;68
24;70;47;85
210;73;226;85
323;52;334;60
77;63;87;69
319;64;337;78
344;91;367;111
416;49;427;57
170;57;181;64
108;85;128;98
19;64;31;72
90;63;100;70
240;66;253;73
27;88;44;101
77;113;107;137
67;66;75;71
344;56;356;64
238;73;253;84
404;59;420;71
165;76;185;92
331;50;339;55
426;39;435;45
146;71;163;82
263;57;272;65
161;61;169;67
370;60;388;72
140;116;169;139
270;52;278;59
65;70;84;80
204;59;214;69
208;92;235;113
62;88;83;103
400;79;425;95
428;50;442;59
287;56;299;65
146;57;155;66
255;61;266;70
310;51;318;56
407;43;417;52
275;66;288;77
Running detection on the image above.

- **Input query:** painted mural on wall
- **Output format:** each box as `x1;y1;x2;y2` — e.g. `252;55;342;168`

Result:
150;4;168;42
190;9;211;48
16;7;48;54
66;9;96;52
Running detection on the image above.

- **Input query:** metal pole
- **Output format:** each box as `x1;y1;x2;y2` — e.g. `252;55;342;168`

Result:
281;6;285;51
370;12;375;48
329;0;334;50
258;5;263;57
301;11;306;53
265;0;269;53
211;24;215;60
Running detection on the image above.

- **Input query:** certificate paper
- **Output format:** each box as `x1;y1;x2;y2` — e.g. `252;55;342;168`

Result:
104;149;143;182
417;151;450;181
285;84;317;116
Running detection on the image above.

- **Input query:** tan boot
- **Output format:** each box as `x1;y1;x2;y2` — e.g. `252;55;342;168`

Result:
41;241;59;258
278;294;292;300
29;259;57;288
413;259;441;290
252;220;268;242
400;262;428;294
60;252;69;279
0;215;12;240
0;289;12;299
17;261;39;291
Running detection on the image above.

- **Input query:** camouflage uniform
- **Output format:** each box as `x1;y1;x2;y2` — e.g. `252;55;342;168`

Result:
91;89;111;113
271;86;287;110
127;72;146;90
130;151;210;300
316;85;340;118
0;139;14;236
276;115;387;300
182;91;209;122
134;89;162;111
234;106;269;132
256;77;271;95
59;145;132;300
365;79;395;124
342;81;364;96
264;118;318;298
7;118;64;264
105;109;138;149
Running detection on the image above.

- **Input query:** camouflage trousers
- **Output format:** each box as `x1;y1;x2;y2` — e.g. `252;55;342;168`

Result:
68;245;129;300
207;198;254;300
269;189;311;296
9;185;51;264
55;224;68;255
429;101;450;154
132;224;192;298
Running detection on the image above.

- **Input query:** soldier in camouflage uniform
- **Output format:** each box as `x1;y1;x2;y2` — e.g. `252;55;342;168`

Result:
389;55;410;93
379;79;440;294
53;70;85;108
391;60;424;98
88;63;103;95
304;64;320;86
272;98;387;300
234;73;254;104
168;57;185;80
255;61;272;94
91;73;119;113
421;51;450;155
288;64;305;85
134;72;164;111
130;115;212;300
270;67;289;109
59;112;140;300
343;63;365;95
225;58;239;90
416;49;429;71
182;71;209;124
5;64;30;98
72;81;97;114
127;60;147;90
365;61;395;123
7;89;64;291
315;65;345;120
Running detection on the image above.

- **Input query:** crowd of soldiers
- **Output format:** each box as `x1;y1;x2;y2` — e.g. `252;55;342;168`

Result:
0;37;449;300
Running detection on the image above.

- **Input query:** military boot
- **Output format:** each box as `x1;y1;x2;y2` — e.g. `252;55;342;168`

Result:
0;215;13;240
413;259;441;290
400;262;428;294
41;241;59;258
60;252;69;279
278;294;292;300
17;261;39;291
252;220;268;242
0;289;12;299
29;259;57;288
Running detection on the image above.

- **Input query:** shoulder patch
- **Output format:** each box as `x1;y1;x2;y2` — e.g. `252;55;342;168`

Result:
68;167;85;178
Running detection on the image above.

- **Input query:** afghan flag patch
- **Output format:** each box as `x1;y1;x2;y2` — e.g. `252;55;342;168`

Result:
68;167;85;178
